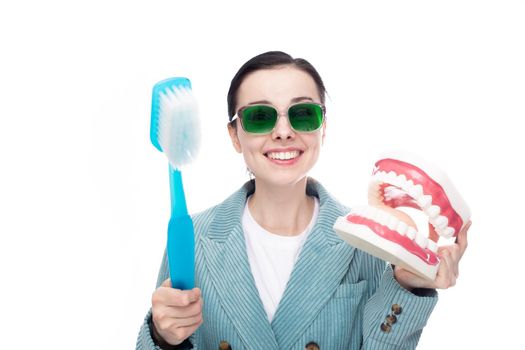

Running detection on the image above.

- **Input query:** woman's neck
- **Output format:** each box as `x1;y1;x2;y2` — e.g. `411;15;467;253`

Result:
248;177;315;236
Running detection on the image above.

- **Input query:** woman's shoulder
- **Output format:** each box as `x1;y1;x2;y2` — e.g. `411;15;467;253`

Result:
191;204;220;227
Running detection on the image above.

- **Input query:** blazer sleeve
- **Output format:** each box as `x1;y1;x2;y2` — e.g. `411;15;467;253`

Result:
361;257;438;350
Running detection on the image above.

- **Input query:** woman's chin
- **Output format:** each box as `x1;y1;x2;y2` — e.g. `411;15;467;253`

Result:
254;172;309;188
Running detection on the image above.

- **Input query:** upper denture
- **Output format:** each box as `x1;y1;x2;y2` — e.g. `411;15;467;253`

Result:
370;158;468;238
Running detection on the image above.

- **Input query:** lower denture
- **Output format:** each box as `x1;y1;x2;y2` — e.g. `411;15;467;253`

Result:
346;214;439;265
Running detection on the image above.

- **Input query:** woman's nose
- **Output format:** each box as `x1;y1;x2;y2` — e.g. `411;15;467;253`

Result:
272;114;295;140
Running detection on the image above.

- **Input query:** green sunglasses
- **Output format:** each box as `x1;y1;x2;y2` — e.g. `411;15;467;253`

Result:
231;102;326;134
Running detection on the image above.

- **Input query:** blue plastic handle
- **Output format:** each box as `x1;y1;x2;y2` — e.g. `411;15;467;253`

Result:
167;164;195;290
169;166;189;217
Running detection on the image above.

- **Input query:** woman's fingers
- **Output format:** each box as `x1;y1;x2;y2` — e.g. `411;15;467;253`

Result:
151;280;204;345
456;220;471;258
395;220;472;290
154;283;201;307
434;249;457;289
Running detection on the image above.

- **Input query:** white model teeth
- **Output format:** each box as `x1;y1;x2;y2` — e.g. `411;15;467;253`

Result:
387;216;398;230
417;195;432;209
378;211;390;224
349;206;438;253
434;215;449;230
406;226;417;240
425;205;441;218
442;227;455;238
415;232;428;249
267;151;300;160
395;174;408;188
371;170;459;241
397;221;408;235
386;171;397;184
427;239;438;253
408;184;423;199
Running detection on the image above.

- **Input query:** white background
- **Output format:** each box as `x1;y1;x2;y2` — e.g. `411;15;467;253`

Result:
1;1;524;349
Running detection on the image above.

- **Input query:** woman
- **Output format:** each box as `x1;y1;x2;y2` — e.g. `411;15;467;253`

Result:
137;51;469;349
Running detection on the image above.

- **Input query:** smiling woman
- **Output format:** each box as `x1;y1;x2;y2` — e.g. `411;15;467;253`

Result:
228;66;326;190
136;51;470;350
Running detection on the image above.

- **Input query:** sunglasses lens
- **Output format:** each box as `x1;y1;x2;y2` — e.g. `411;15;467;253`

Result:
288;103;324;132
241;105;278;133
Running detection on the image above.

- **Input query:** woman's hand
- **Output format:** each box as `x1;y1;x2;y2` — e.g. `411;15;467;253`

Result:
151;279;204;345
394;221;471;291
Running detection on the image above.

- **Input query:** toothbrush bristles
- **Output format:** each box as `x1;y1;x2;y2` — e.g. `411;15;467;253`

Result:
157;86;201;168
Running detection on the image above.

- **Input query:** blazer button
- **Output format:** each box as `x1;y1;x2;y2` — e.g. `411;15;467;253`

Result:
219;340;232;350
391;304;402;315
305;341;320;349
380;322;392;333
386;314;397;325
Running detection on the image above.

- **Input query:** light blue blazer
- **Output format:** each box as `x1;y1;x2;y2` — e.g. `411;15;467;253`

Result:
137;179;438;349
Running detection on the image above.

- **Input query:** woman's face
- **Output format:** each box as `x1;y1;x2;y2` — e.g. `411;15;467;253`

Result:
228;66;325;187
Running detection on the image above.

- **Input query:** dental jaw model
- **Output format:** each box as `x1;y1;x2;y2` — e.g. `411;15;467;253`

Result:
333;153;471;280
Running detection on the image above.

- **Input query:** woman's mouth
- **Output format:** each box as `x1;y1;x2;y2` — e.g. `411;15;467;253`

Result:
266;150;301;160
264;149;303;164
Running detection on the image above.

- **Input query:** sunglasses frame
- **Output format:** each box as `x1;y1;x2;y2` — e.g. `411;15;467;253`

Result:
230;102;326;135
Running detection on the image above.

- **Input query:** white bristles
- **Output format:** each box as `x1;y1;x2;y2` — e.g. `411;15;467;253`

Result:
157;86;201;168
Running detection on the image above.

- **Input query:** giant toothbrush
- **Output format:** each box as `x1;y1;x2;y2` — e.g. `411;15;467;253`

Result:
150;77;200;289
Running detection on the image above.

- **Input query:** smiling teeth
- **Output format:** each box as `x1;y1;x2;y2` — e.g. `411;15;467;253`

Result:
267;151;300;160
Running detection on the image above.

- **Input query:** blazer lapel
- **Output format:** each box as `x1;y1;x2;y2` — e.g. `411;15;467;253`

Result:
201;181;279;349
271;180;356;349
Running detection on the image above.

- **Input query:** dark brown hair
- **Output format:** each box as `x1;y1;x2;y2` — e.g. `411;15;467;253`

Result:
227;51;327;121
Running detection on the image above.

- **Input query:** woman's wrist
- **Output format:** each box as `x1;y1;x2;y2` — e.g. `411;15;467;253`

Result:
392;264;436;296
392;264;414;292
148;317;193;349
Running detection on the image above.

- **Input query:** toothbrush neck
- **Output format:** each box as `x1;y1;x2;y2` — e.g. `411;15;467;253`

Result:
169;165;188;217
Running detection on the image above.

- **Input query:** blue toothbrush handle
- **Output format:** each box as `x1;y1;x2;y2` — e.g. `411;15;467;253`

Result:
167;165;195;290
169;166;189;217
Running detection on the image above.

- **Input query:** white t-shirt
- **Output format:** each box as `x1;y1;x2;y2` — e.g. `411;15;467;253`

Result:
242;196;319;322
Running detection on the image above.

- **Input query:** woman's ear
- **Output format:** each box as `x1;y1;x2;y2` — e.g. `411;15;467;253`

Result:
321;120;327;145
228;122;242;153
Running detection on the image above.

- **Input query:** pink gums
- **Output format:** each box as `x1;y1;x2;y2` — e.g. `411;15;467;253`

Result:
346;214;439;266
374;159;464;237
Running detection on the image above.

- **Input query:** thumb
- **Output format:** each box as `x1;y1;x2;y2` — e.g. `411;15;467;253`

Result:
188;288;201;303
